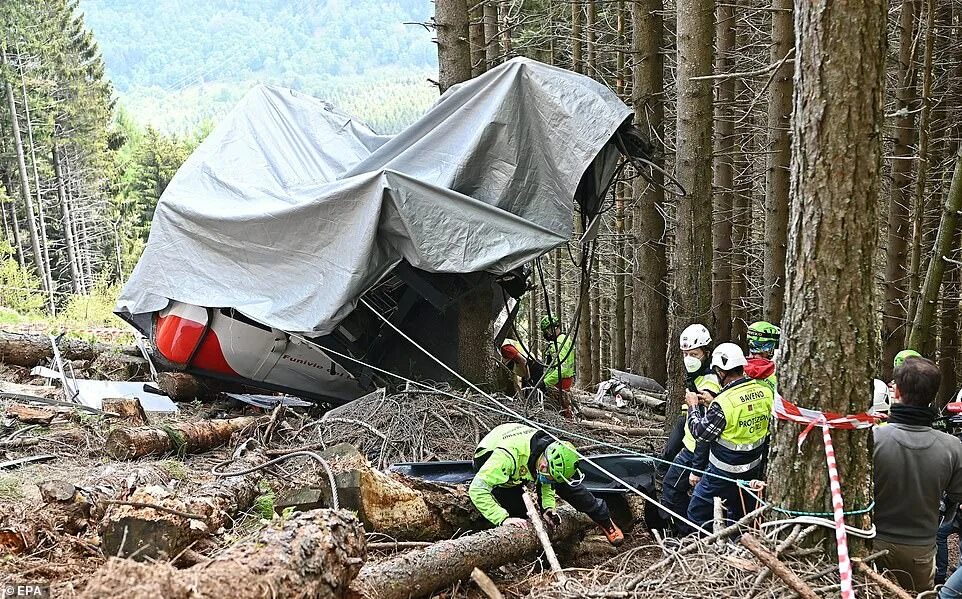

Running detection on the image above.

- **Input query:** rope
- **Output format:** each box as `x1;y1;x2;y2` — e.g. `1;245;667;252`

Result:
356;297;711;534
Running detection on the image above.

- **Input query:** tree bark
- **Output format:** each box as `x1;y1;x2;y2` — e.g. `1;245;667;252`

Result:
53;144;81;293
763;0;794;324
630;0;668;385
483;1;501;69
670;0;715;427
0;331;140;367
469;1;486;77
939;226;961;407
883;0;919;377
2;51;46;291
83;510;365;599
348;506;591;599
906;0;936;337
712;0;736;341
18;55;54;307
101;450;263;559
571;1;583;74
105;417;257;460
908;148;962;351
767;0;885;543
436;0;472;93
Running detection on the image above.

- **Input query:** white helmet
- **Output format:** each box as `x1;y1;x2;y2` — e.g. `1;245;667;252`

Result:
870;379;890;414
680;324;712;351
710;343;748;371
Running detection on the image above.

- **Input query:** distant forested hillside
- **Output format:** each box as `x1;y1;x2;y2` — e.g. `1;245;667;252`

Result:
78;0;440;133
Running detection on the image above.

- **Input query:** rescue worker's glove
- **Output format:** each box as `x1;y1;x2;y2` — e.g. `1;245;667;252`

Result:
542;509;561;528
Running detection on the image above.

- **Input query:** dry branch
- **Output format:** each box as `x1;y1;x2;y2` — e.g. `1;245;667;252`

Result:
739;533;818;599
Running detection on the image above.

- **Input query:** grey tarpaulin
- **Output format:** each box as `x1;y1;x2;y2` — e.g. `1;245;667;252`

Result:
116;58;633;334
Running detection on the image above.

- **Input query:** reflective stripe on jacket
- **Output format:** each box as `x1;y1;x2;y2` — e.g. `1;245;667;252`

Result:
709;378;774;474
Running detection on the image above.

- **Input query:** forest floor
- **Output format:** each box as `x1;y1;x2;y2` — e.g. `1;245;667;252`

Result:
0;327;914;598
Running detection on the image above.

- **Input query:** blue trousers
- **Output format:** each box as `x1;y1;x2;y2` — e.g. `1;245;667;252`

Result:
687;464;758;529
938;514;962;582
661;448;696;534
941;567;962;598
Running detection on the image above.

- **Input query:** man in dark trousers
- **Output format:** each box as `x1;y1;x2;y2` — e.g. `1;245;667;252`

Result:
874;357;962;592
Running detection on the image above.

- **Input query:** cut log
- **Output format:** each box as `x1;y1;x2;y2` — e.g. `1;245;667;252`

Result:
740;533;819;599
5;403;56;425
318;445;489;540
101;450;264;560
0;331;139;368
104;416;257;459
39;480;77;503
156;371;253;402
82;509;365;599
156;372;213;401
102;398;148;426
348;506;591;599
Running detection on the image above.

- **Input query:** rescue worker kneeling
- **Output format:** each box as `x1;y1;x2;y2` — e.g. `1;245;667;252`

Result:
685;343;774;529
469;422;624;545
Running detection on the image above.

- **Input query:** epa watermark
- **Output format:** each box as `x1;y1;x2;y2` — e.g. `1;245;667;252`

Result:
2;584;49;598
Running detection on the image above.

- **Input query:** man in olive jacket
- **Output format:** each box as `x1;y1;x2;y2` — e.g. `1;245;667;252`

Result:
874;357;962;592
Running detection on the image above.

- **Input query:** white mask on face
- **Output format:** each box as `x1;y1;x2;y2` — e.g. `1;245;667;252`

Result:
684;355;702;374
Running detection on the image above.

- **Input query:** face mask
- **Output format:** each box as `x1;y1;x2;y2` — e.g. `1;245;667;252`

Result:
684;355;702;373
537;473;552;485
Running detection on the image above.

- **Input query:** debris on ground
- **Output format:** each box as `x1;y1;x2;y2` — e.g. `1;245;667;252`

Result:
0;327;922;598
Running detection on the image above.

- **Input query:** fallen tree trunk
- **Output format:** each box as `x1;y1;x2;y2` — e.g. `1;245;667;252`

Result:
102;398;148;426
0;332;139;368
105;416;257;459
82;510;365;599
579;419;663;436
101;450;264;559
349;506;591;599
581;401;666;423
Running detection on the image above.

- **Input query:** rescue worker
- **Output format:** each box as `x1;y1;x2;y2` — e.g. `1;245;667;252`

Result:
870;378;891;420
889;349;923;397
500;338;532;396
686;343;775;528
895;349;923;370
541;315;576;418
659;324;721;533
745;321;780;393
469;422;624;545
662;324;721;465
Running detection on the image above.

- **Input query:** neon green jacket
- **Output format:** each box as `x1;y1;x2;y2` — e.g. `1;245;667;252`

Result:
469;423;556;525
543;333;575;387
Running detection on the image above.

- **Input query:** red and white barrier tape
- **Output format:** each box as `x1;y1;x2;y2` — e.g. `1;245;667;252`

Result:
822;423;855;599
774;395;874;599
774;394;877;449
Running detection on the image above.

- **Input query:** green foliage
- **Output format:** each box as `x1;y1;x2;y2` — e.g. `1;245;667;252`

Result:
56;281;126;329
79;0;439;134
0;242;46;315
253;484;276;520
